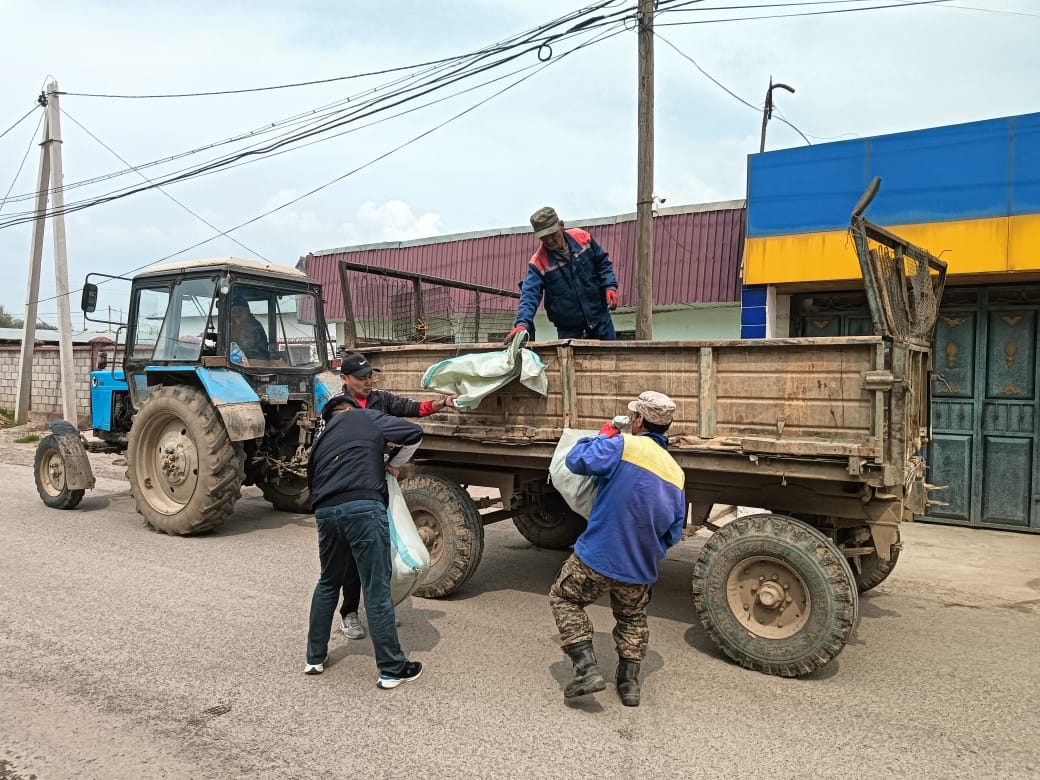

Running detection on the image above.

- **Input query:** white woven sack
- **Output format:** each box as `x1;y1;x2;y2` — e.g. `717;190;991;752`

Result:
548;428;601;519
386;475;431;605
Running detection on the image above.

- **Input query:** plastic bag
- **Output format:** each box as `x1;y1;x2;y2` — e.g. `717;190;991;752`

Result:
420;333;548;411
548;429;601;519
387;474;431;605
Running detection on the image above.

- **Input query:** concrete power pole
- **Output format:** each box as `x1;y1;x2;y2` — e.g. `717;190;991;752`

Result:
634;0;655;340
14;81;78;426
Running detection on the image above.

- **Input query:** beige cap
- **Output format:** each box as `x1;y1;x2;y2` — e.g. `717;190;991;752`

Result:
627;390;676;425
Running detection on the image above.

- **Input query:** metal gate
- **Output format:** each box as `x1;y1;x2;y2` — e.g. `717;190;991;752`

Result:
797;285;1040;532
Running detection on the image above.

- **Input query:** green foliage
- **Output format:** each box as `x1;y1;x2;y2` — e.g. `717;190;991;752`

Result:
0;303;57;330
0;304;17;328
15;434;40;444
0;409;14;428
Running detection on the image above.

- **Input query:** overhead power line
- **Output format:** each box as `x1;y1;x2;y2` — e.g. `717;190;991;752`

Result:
0;105;41;141
60;107;271;261
654;31;812;145
0;5;634;231
27;19;627;307
0;111;45;214
655;0;954;25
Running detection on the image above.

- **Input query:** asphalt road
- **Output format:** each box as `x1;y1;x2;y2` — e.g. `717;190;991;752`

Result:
1;440;1039;779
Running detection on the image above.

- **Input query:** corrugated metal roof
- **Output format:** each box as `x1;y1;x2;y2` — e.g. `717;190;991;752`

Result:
303;201;745;321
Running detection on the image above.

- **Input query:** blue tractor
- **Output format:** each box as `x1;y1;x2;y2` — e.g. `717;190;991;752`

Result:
33;258;342;534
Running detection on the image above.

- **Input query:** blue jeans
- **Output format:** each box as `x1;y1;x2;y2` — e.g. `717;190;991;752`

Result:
307;499;407;675
556;314;617;340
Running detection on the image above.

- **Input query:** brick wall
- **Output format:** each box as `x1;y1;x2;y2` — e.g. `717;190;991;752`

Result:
0;340;111;428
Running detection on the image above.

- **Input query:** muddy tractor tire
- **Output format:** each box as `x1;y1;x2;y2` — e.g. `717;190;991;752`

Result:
692;513;859;678
401;474;484;599
126;385;244;535
259;476;312;514
34;434;85;510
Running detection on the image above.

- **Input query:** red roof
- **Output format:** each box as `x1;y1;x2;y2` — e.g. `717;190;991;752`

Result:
303;201;745;321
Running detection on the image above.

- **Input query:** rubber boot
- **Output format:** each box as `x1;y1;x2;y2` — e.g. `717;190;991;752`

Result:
616;658;641;707
562;641;607;699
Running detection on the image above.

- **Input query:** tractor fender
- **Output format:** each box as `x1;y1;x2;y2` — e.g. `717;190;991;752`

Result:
193;368;265;442
45;420;96;490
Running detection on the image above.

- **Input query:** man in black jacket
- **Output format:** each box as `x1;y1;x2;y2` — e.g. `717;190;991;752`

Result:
304;396;425;689
314;352;457;641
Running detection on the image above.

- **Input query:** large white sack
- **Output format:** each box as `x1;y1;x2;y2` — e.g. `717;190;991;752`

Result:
548;429;601;519
387;474;431;605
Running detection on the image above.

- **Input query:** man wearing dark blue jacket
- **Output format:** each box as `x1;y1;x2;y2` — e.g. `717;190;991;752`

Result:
505;206;620;343
548;391;686;707
313;352;456;641
304;396;425;689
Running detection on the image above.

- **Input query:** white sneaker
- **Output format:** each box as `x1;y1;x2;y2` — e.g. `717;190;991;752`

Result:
304;656;327;675
341;612;366;640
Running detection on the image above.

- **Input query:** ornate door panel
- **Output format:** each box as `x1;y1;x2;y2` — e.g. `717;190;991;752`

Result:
978;309;1036;528
798;287;1039;532
927;311;977;524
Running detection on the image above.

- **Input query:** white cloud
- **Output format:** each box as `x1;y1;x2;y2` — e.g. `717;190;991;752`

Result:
354;200;443;243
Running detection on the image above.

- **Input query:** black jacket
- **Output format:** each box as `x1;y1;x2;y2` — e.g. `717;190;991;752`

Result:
308;408;422;510
312;388;422;443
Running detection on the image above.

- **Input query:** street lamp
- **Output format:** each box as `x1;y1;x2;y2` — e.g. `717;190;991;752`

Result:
759;77;795;153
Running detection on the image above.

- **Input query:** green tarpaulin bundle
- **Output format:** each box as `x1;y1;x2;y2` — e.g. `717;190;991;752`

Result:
420;334;548;411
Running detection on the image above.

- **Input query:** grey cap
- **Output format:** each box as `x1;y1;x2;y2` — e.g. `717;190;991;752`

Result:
627;391;676;425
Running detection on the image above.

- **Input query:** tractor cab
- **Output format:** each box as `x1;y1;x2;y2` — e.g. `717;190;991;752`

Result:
56;257;343;532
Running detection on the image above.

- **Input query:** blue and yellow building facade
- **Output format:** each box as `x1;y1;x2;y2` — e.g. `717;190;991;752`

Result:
742;112;1040;533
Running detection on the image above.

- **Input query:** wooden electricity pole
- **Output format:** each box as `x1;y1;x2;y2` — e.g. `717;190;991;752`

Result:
634;0;655;340
15;81;78;426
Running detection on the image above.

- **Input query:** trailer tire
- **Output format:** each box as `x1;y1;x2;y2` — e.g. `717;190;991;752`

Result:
851;545;900;593
692;513;859;678
259;476;312;513
34;434;85;510
127;385;243;535
402;474;484;599
513;507;586;550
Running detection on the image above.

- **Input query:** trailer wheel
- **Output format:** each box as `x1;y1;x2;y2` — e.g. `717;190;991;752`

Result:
127;385;244;535
259;476;312;513
402;474;484;598
513;507;586;550
850;545;900;593
692;513;859;677
34;434;85;510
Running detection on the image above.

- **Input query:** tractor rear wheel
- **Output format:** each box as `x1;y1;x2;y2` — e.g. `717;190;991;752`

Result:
126;385;243;535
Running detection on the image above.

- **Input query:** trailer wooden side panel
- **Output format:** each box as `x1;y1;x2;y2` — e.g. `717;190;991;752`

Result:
364;335;889;462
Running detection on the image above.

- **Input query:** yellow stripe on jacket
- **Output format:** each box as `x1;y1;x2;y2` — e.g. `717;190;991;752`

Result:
620;434;684;491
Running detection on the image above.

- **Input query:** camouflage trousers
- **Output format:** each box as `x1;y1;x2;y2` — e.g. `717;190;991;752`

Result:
548;553;652;660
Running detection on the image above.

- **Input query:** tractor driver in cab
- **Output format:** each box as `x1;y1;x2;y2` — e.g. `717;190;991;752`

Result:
228;292;270;363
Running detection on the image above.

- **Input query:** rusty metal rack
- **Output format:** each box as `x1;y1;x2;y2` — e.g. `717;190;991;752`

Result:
337;261;520;349
849;177;948;346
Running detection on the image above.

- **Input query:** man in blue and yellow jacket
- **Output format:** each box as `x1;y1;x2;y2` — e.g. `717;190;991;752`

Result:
548;391;686;707
505;206;620;343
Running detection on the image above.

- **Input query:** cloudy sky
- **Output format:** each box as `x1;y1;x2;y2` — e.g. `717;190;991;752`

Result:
0;0;1037;325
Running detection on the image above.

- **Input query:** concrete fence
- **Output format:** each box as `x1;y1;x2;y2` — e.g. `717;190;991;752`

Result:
0;339;113;429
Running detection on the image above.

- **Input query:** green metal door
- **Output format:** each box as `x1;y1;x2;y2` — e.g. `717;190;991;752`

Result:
797;286;1040;532
928;287;1038;531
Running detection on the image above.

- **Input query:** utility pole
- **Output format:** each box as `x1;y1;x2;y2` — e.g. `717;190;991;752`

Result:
759;77;795;154
14;81;78;426
634;0;655;340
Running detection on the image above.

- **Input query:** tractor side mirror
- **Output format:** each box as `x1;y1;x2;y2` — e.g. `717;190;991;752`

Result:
81;283;99;313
